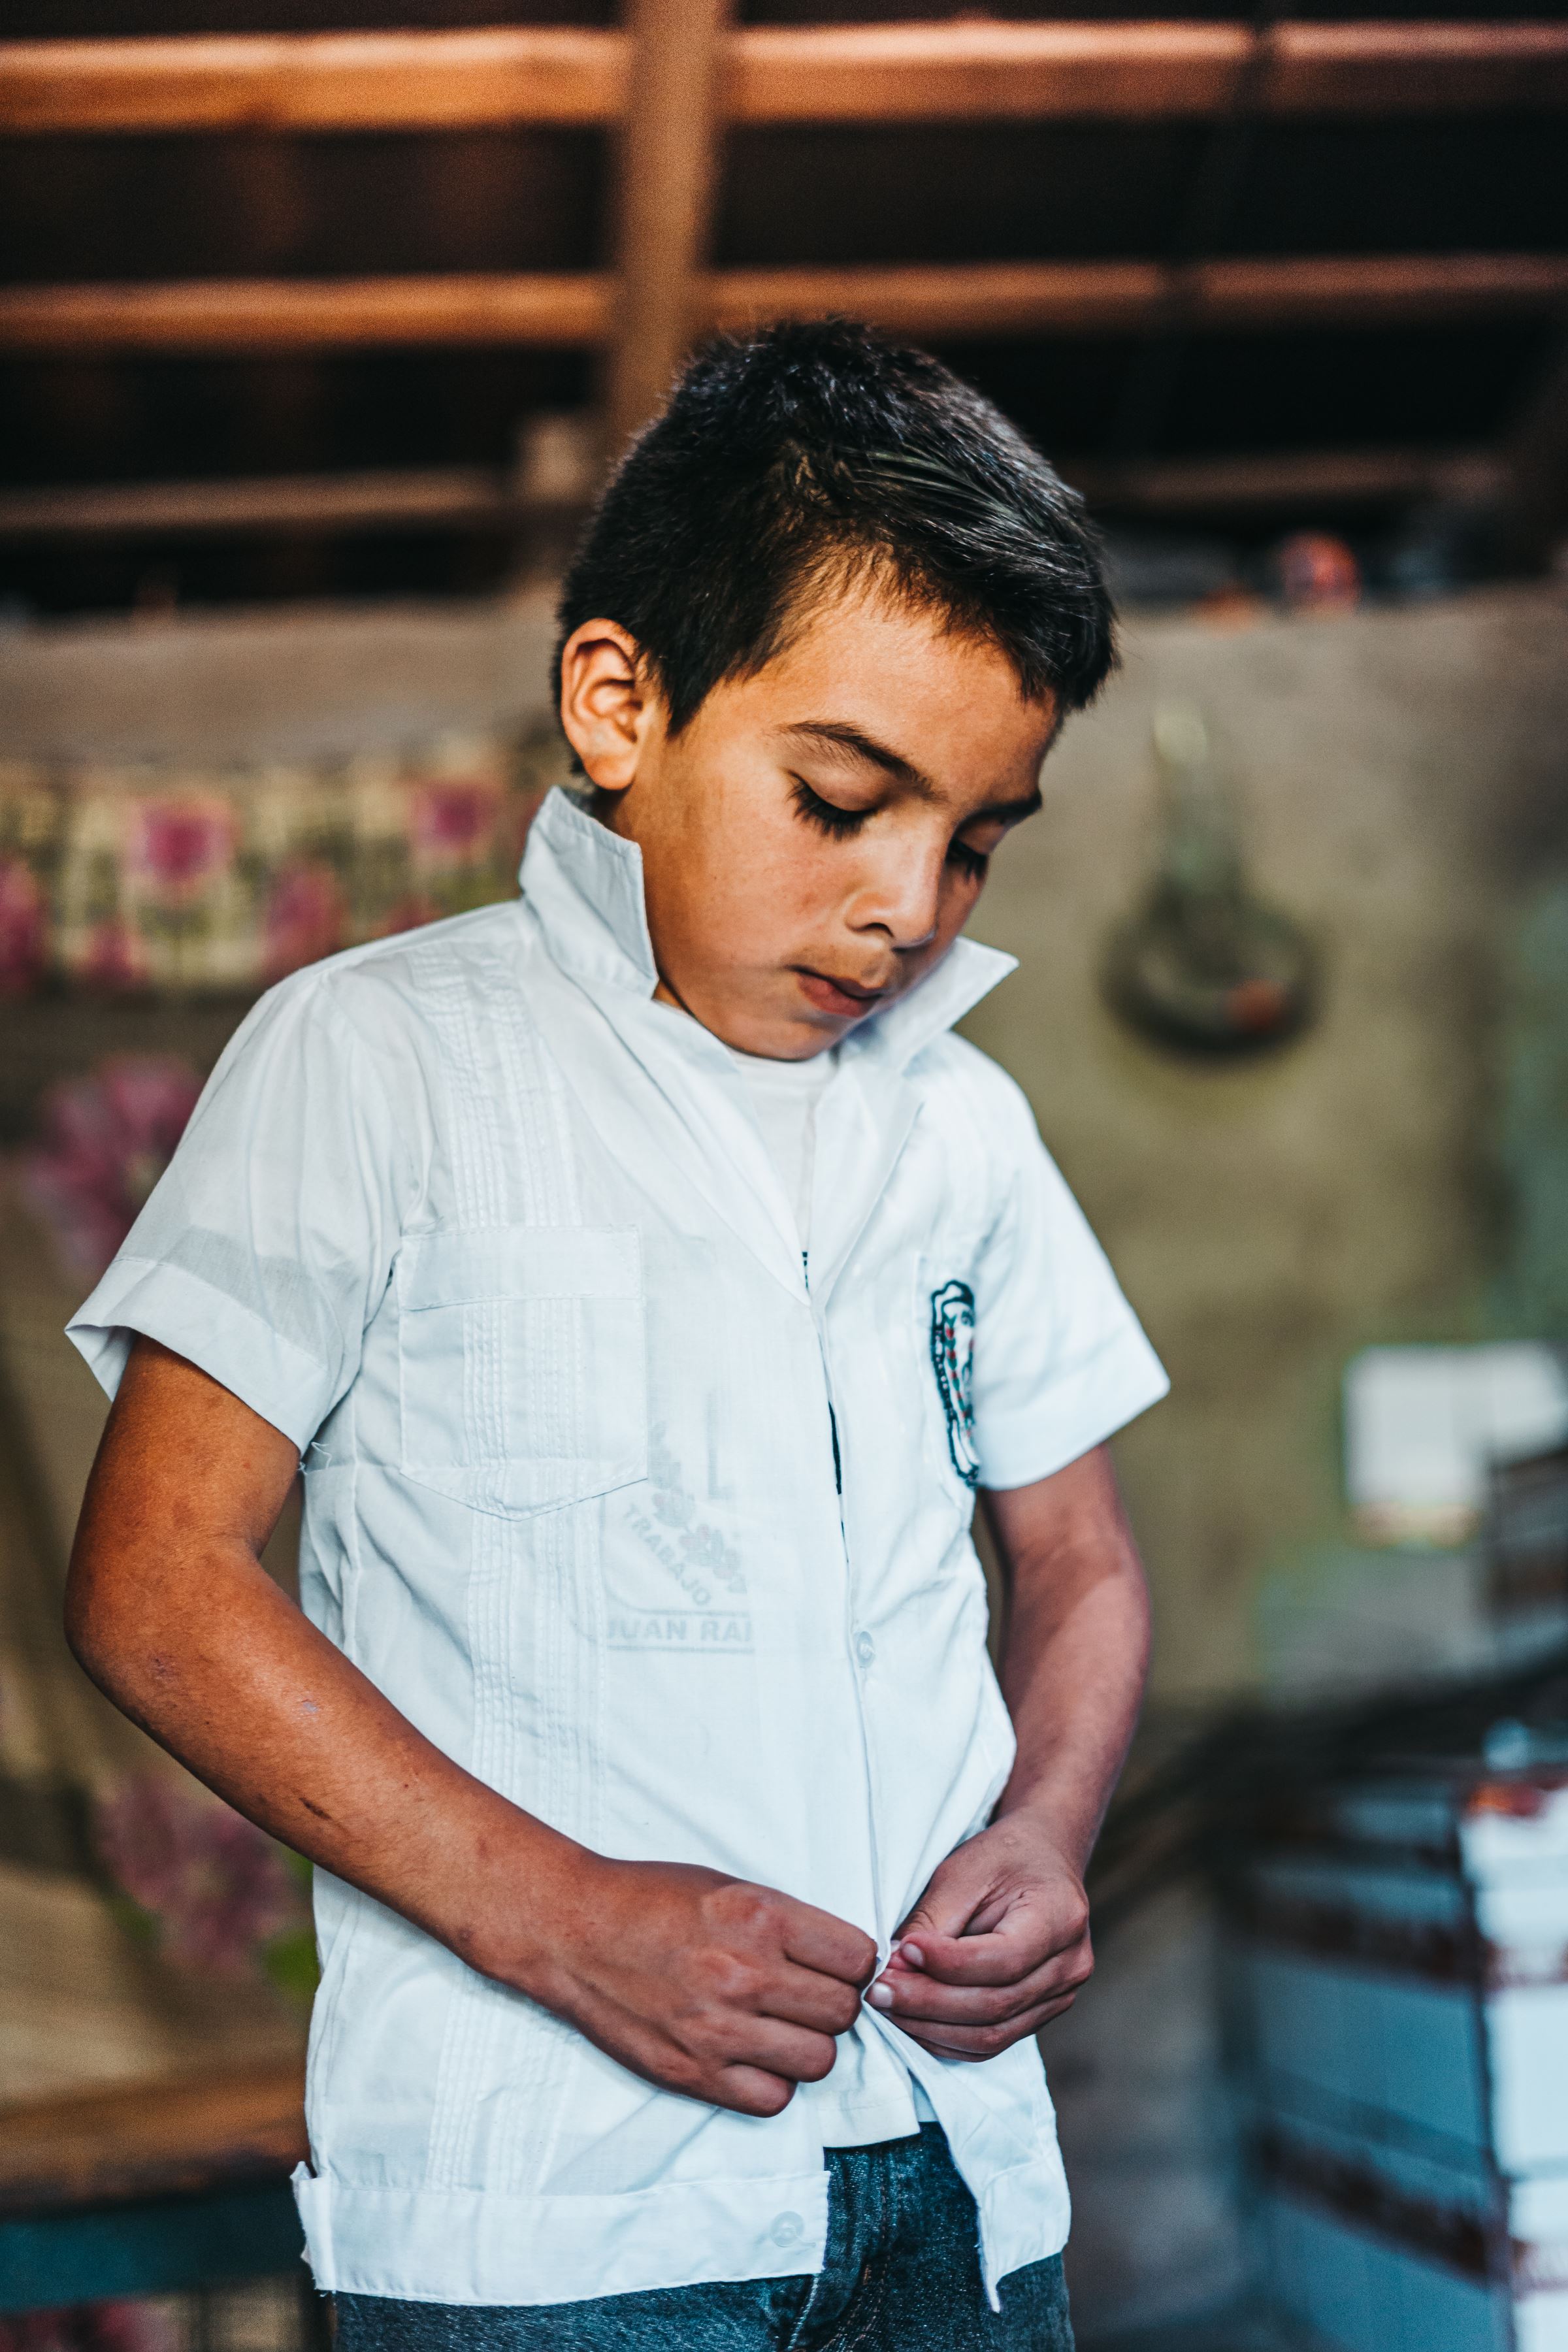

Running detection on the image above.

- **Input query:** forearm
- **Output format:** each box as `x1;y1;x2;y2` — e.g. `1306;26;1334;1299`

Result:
71;1533;587;1979
985;1448;1151;1874
65;1347;584;1985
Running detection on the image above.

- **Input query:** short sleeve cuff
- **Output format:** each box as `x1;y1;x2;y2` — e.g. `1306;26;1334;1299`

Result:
975;1326;1169;1492
67;1255;336;1453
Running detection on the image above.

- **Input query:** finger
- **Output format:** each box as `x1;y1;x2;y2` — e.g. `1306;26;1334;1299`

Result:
886;1929;1039;1989
898;1995;1081;2060
758;1962;865;2038
712;2065;796;2117
719;2014;840;2087
868;1950;1090;2027
780;1902;879;1987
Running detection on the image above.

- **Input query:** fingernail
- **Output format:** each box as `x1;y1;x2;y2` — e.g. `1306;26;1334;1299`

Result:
897;1941;925;1969
867;1983;894;2010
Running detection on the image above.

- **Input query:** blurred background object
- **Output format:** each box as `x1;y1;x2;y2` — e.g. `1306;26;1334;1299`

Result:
1103;703;1315;1056
1;3;1566;2349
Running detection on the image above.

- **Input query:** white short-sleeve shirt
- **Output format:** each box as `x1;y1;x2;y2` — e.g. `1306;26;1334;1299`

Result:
69;787;1168;2310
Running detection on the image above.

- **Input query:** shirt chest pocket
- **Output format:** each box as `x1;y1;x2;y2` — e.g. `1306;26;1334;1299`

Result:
395;1224;647;1517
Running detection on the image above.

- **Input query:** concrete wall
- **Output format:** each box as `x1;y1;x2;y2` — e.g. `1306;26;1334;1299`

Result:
962;586;1568;1697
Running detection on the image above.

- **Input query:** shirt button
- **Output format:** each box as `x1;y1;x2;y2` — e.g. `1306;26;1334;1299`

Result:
770;2212;804;2247
855;1631;875;1668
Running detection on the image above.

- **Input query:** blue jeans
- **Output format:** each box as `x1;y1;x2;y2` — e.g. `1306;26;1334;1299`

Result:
334;2124;1073;2349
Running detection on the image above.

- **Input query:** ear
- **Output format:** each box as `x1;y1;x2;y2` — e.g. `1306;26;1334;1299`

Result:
558;619;658;793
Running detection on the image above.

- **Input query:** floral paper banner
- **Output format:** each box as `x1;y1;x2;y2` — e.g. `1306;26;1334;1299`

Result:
0;725;567;998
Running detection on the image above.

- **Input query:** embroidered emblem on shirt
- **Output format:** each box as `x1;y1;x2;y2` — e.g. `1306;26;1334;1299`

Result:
645;1422;747;1596
930;1279;980;1486
613;1424;753;1653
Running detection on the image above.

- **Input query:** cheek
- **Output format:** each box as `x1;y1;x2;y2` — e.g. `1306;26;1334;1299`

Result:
936;868;985;937
670;816;817;964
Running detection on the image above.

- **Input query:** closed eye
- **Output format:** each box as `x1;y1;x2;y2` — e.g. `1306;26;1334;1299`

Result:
946;838;989;882
791;776;869;840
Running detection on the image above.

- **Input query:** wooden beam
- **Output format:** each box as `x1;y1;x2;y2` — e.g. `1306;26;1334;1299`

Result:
0;274;610;353
606;0;730;451
1262;20;1568;116
1065;443;1502;512
728;19;1568;123
708;261;1167;339
0;445;1507;542
0;29;624;133
706;254;1568;339
1;255;1564;356
0;466;530;538
1179;251;1568;331
1;21;1565;134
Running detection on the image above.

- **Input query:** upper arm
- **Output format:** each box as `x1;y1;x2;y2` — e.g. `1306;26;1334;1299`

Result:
964;1064;1168;1494
68;1337;301;1648
983;1443;1125;1565
66;972;421;1452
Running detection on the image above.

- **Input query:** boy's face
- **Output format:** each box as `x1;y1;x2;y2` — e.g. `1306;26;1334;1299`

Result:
558;580;1058;1059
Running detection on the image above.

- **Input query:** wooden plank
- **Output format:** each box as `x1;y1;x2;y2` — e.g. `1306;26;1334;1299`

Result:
0;29;625;133
1065;443;1502;511
728;18;1568;122
2;22;1564;134
729;22;1249;121
1;255;1564;356
0;446;1505;542
606;0;731;449
1269;20;1568;114
0;467;524;537
0;274;611;353
0;2065;307;2215
708;259;1167;338
1182;251;1568;331
708;254;1568;338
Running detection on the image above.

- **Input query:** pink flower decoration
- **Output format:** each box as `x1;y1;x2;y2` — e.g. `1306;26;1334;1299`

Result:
410;777;500;867
263;858;348;981
0;854;47;995
78;917;149;994
377;891;441;939
96;1772;302;1978
21;1054;202;1281
129;796;238;901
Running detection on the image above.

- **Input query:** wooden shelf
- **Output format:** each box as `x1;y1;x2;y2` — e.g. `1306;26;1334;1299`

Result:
0;2063;306;2217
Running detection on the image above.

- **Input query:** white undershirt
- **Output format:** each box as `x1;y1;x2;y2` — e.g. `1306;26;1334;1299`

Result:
727;1044;837;1243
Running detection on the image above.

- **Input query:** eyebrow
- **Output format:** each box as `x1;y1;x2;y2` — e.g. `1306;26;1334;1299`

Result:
781;721;1042;828
973;784;1043;827
781;719;933;793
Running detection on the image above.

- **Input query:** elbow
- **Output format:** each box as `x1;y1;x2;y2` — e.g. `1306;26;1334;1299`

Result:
63;1548;136;1703
63;1556;107;1682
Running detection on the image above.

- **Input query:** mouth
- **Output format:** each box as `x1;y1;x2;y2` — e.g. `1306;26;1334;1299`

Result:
794;966;892;1020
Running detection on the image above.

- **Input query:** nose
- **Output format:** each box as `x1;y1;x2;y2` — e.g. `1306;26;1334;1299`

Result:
849;837;944;953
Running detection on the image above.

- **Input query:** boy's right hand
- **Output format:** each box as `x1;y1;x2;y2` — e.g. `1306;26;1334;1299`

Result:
495;1855;878;2117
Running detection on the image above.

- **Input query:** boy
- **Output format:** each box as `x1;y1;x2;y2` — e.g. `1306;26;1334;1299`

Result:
64;321;1167;2351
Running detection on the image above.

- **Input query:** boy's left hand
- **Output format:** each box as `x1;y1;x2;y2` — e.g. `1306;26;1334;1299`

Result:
864;1814;1092;2059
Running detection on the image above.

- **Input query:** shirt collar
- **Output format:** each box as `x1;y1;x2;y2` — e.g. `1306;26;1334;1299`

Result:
520;785;661;996
519;783;1017;1071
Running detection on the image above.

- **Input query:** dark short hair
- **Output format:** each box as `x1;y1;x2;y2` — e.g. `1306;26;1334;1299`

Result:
553;318;1116;736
